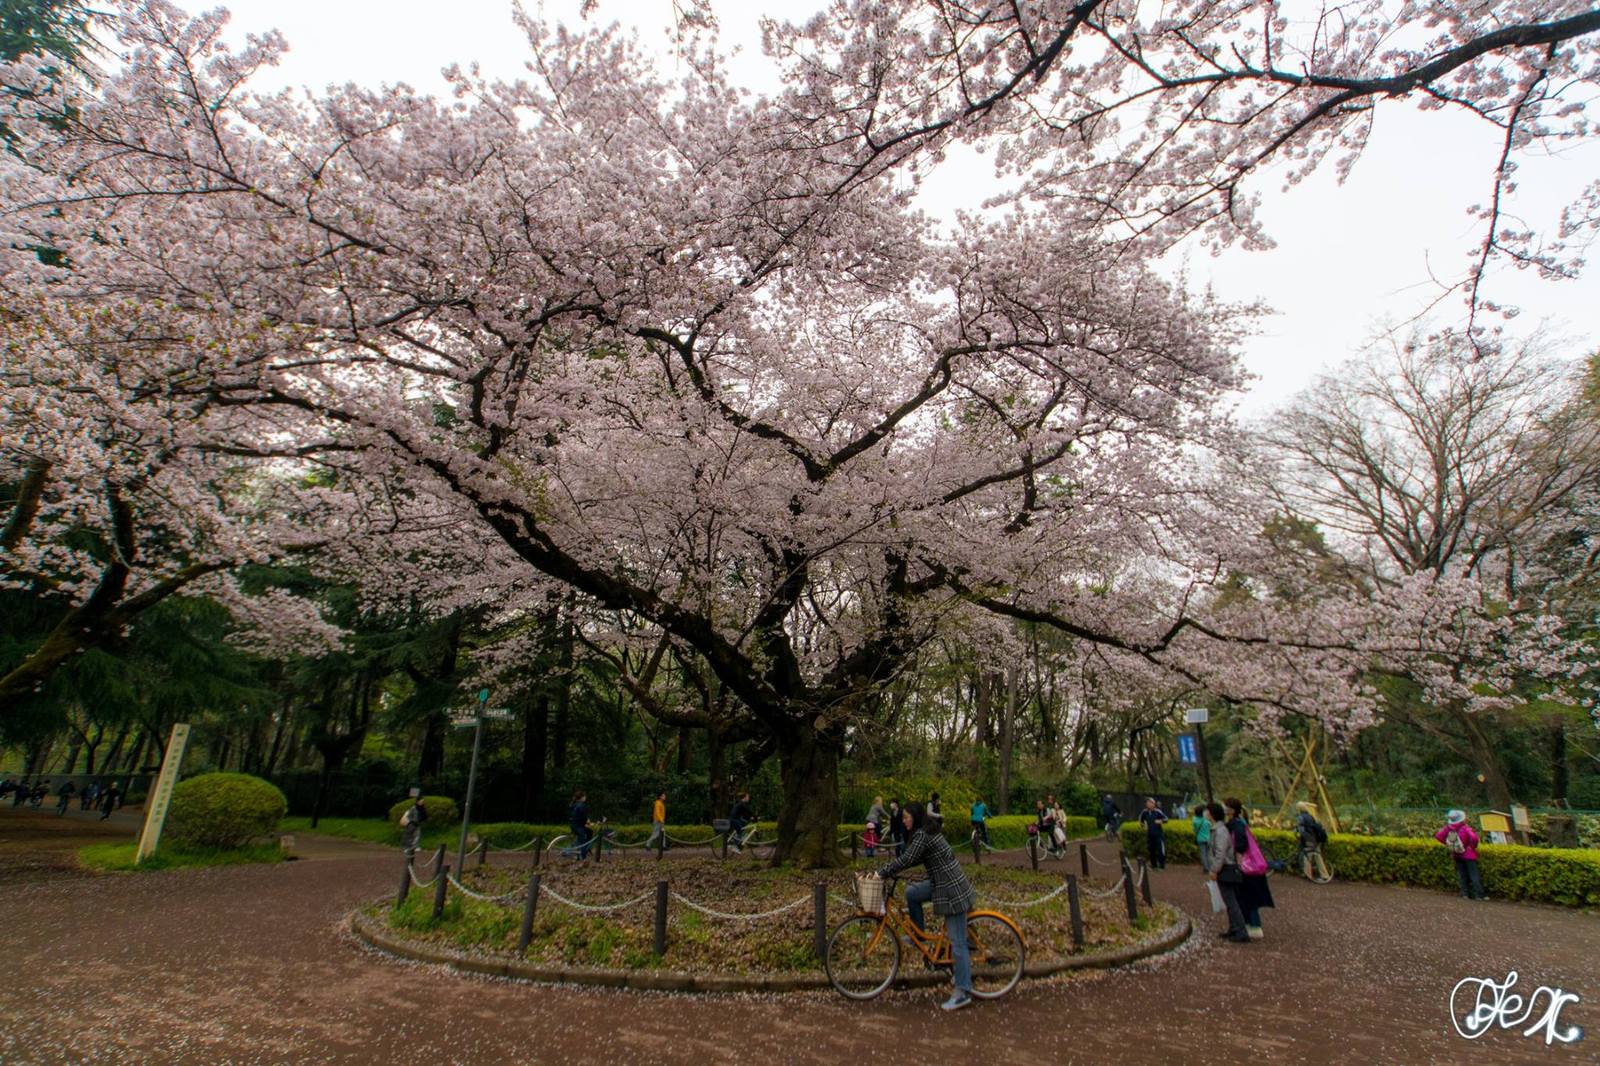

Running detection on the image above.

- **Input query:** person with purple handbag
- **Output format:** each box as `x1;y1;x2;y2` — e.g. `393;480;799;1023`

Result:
1225;798;1275;940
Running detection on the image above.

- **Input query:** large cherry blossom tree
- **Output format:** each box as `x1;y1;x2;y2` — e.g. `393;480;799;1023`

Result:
3;1;1596;861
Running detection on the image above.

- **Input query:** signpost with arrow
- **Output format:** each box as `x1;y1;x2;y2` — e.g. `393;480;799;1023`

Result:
456;688;512;875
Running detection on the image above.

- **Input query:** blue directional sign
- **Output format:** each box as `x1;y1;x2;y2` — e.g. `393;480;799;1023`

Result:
1177;733;1199;765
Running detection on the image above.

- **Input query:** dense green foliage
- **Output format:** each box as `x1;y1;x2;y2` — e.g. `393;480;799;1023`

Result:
167;772;287;848
386;795;459;827
1120;822;1600;907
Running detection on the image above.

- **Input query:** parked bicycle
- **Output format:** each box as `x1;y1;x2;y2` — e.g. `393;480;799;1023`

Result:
825;874;1025;1001
1266;839;1333;884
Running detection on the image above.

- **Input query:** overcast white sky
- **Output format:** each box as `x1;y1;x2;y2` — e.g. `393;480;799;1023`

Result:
207;0;1600;416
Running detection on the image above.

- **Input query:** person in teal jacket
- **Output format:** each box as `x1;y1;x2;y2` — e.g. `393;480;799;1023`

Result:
969;798;990;846
1191;803;1211;871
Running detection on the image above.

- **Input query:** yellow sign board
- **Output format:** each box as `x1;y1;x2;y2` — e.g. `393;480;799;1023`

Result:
135;723;191;863
1480;812;1511;834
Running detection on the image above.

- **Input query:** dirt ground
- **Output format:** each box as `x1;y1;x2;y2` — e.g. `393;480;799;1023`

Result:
1;807;1596;1065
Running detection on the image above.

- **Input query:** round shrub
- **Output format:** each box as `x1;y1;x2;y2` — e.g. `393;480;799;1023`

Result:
387;795;459;827
166;772;288;849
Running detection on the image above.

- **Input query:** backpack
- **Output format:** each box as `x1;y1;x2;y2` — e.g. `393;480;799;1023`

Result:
1305;817;1328;845
1444;828;1465;854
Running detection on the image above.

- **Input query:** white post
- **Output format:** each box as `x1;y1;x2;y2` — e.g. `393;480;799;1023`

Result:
135;723;191;863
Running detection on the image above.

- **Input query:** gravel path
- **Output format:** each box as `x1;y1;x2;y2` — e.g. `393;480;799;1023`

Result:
2;808;1596;1065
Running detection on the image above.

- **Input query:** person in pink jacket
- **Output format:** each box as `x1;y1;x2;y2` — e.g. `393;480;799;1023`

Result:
1435;810;1485;900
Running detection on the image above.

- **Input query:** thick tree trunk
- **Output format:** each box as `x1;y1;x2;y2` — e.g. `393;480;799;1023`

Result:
773;724;844;868
1459;710;1514;810
522;690;549;820
997;663;1016;813
1550;720;1568;803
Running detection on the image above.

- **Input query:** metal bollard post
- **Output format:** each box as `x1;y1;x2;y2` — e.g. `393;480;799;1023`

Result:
1079;842;1089;877
813;882;828;961
532;836;542;869
1029;835;1039;871
396;852;411;906
1120;855;1138;922
850;833;857;861
433;863;451;920
594;829;602;864
518;871;541;953
720;832;728;861
1140;862;1153;905
477;839;489;869
971;834;981;865
647;880;667;956
433;843;446;875
1066;874;1085;949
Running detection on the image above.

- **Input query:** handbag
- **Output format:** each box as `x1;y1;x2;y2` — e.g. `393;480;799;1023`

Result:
1238;828;1268;877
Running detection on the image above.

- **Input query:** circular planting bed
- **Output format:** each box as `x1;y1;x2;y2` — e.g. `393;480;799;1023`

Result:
354;854;1189;992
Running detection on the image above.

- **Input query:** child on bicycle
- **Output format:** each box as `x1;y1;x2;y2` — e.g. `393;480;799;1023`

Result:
875;801;978;1012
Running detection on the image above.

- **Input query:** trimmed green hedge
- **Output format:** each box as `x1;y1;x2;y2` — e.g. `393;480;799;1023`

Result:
1119;820;1600;907
387;795;459;827
167;773;287;849
465;815;1104;852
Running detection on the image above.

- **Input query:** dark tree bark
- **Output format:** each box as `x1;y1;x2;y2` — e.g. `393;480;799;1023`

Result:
522;688;549;820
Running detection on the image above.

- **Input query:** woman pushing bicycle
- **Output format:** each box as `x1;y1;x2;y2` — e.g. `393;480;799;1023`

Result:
874;801;978;1011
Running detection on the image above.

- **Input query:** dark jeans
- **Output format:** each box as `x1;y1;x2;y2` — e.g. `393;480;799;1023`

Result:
970;821;989;846
1454;857;1485;899
573;826;593;858
1218;880;1248;937
1147;831;1166;868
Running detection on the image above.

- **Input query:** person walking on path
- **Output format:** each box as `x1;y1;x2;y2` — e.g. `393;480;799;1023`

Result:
1139;798;1169;869
969;797;990;847
1225;797;1274;939
399;795;426;854
8;778;25;807
927;792;943;824
1192;801;1212;872
80;781;98;811
29;781;47;809
866;796;887;838
874;801;979;1012
1205;801;1249;942
98;783;119;820
889;798;907;857
645;791;667;851
54;780;76;816
569;790;593;859
1436;810;1485;900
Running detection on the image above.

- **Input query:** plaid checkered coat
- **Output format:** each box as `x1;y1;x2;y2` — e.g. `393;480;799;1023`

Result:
876;829;977;917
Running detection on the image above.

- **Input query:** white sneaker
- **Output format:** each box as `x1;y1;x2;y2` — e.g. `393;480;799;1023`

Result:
940;992;973;1011
1247;925;1263;940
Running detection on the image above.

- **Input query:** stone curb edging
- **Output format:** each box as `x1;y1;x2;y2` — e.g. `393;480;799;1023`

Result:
349;905;1192;994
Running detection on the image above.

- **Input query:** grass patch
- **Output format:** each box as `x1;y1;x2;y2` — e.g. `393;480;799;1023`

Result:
78;841;286;872
280;816;454;849
377;856;1179;976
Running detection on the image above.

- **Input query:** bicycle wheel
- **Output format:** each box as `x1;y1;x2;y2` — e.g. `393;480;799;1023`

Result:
1305;849;1334;884
826;915;901;1000
964;913;1025;999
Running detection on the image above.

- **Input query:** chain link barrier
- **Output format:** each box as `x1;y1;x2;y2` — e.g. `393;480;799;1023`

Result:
668;892;811;921
1076;875;1129;899
538;884;656;913
407;865;439;890
446;872;526;905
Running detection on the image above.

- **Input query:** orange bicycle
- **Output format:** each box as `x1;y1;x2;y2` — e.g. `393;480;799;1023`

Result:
825;874;1025;1000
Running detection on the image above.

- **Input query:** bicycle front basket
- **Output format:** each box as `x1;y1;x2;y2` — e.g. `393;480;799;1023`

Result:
854;873;887;915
